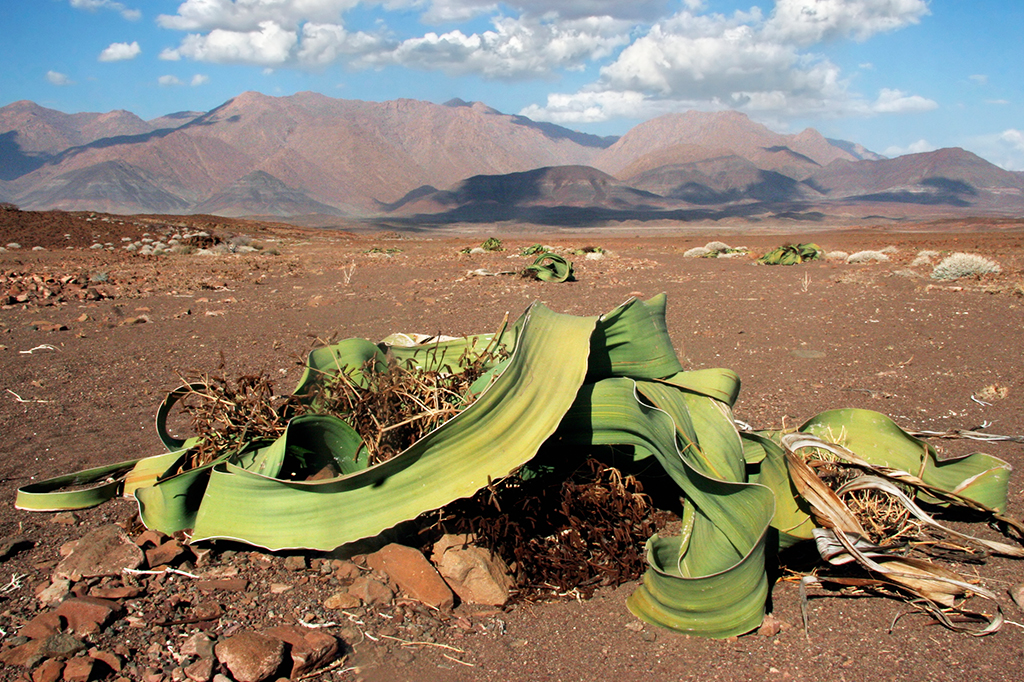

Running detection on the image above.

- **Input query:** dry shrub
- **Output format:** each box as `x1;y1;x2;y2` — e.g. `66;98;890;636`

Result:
931;252;1001;280
439;457;656;599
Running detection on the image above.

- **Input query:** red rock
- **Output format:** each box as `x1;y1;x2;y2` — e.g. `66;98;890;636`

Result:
431;534;514;606
61;656;94;682
196;578;248;593
180;633;214;659
145;540;185;568
31;657;63;682
88;585;143;600
134;529;166;548
19;612;64;640
88;648;122;673
366;543;453;610
262;625;339;678
54;597;123;636
214;631;286;682
332;561;360;581
323;590;361;610
183;656;214;682
36;579;71;607
346;576;394;606
53;525;145;581
0;639;46;668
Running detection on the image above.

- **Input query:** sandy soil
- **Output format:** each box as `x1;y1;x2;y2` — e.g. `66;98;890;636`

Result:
1;211;1023;682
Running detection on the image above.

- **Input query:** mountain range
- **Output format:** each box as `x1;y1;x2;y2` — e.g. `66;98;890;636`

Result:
2;91;1023;225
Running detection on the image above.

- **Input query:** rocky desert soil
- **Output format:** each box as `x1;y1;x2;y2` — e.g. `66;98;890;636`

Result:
1;209;1023;682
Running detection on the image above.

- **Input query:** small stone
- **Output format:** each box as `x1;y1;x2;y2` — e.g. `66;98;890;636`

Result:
431;534;514;606
180;633;215;660
346;576;394;607
366;544;453;610
19;612;64;640
262;625;339;678
323;591;361;610
332;561;360;581
134;529;167;548
51;513;78;526
758;613;783;637
183;656;214;682
36;579;71;608
146;540;186;567
62;655;95;682
196;578;248;593
268;583;292;595
88;648;123;673
53;525;145;581
89;585;143;600
39;633;86;659
283;556;306;572
1010;582;1024;612
214;631;286;682
31;657;63;682
54;597;123;636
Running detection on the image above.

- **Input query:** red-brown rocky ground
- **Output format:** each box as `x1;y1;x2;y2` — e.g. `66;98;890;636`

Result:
1;210;1023;681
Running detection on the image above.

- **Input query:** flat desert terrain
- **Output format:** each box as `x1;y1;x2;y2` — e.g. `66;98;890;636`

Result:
1;211;1023;682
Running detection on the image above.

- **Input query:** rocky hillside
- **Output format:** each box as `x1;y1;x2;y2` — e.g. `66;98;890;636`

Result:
2;93;1022;222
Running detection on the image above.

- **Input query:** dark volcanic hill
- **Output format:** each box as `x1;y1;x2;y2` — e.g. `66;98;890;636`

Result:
192;170;342;217
805;147;1024;208
1;92;1022;222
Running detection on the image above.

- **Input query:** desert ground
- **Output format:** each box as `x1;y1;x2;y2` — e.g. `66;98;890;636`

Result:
1;210;1023;682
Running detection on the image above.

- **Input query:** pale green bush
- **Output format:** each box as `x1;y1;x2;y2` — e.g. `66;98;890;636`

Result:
931;252;1001;280
847;250;890;264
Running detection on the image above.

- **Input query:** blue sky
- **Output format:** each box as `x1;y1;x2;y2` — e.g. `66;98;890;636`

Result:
2;1;1022;169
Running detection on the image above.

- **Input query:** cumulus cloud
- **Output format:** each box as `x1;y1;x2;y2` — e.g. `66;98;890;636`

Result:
157;0;359;32
162;20;298;65
420;1;671;24
70;0;141;21
158;75;183;86
153;0;938;126
868;88;937;114
98;41;141;62
883;139;935;157
523;1;937;124
765;0;929;46
358;15;630;78
191;74;210;86
46;70;74;86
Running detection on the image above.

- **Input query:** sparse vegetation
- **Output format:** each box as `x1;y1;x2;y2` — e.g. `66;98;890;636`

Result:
758;243;822;265
683;246;712;258
931;252;1002;280
847;250;890;264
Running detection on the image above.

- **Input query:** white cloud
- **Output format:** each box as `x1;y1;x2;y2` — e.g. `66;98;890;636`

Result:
999;129;1024;152
359;15;631;78
420;1;671;24
765;0;929;46
158;75;184;86
964;129;1024;171
969;74;988;85
157;0;360;32
883;139;935;157
70;0;141;21
46;70;74;86
163;20;299;65
868;88;937;114
98;41;141;62
191;74;210;86
523;2;936;124
296;23;388;65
